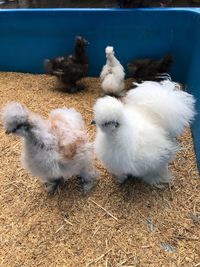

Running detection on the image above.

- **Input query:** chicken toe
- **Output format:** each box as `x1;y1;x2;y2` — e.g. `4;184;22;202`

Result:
46;177;64;195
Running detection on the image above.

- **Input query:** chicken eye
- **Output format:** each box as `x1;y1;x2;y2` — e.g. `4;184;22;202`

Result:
14;123;30;132
23;124;30;131
115;122;120;128
103;121;119;128
103;122;111;127
15;124;23;131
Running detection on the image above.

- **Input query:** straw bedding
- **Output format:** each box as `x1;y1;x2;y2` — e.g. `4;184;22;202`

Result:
0;72;199;267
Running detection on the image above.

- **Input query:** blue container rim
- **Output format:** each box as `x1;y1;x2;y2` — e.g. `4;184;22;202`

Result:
0;7;200;13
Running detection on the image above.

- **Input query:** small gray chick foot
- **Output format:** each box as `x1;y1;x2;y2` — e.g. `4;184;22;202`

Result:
116;174;128;184
81;178;98;195
79;172;99;194
46;177;65;195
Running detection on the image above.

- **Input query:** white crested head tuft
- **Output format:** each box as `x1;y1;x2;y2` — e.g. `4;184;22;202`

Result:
93;96;124;126
105;46;114;55
2;102;29;133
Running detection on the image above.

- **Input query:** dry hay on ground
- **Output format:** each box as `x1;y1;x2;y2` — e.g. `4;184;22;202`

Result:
0;72;199;267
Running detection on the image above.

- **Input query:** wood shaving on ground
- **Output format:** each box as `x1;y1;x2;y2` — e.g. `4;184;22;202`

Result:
0;72;199;267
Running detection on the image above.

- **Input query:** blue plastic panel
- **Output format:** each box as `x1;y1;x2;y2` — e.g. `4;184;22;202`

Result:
0;8;199;171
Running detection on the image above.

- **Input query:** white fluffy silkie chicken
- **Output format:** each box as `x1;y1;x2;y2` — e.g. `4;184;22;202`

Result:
93;80;195;187
2;102;98;194
100;46;125;97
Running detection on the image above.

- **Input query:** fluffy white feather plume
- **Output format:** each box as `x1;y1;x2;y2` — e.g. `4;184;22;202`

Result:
2;102;98;194
124;80;196;137
93;80;195;187
100;46;125;96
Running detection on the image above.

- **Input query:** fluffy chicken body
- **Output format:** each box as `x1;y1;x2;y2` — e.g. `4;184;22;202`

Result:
128;54;173;82
100;46;125;97
44;36;89;93
3;103;97;194
93;80;195;186
124;80;195;137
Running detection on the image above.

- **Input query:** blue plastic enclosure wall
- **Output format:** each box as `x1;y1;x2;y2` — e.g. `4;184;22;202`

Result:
0;8;199;172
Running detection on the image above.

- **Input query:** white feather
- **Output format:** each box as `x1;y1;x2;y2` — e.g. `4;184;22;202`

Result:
93;83;196;186
100;46;125;95
49;107;85;130
125;80;196;137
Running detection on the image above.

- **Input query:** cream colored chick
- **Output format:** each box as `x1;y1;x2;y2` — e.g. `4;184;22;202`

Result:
93;80;195;187
2;102;98;194
100;46;125;97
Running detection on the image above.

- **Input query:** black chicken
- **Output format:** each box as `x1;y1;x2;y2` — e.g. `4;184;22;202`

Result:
44;36;89;93
121;0;144;7
127;54;173;82
121;0;173;8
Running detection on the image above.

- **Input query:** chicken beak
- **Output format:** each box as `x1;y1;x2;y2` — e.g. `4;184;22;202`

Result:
91;120;96;125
